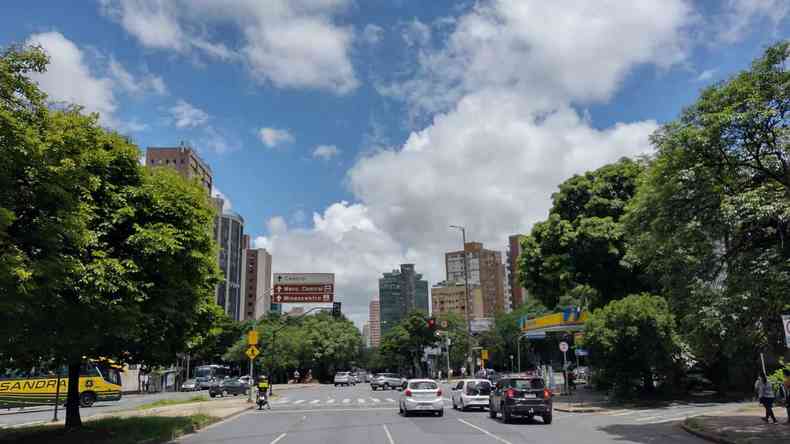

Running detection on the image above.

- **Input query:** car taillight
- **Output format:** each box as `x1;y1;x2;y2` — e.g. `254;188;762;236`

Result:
404;389;412;397
505;388;515;399
543;389;552;399
437;388;442;397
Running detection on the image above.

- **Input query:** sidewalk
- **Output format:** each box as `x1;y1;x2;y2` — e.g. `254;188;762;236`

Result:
553;386;609;413
682;405;790;444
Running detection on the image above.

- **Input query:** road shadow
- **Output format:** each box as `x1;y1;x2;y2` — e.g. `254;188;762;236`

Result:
597;421;701;444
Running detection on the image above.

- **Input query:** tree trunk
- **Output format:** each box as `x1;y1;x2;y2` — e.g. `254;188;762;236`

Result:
65;361;82;429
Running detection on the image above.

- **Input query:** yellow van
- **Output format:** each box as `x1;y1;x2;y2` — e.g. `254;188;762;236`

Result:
0;362;122;408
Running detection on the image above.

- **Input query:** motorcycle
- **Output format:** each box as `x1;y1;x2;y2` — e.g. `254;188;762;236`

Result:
256;388;270;410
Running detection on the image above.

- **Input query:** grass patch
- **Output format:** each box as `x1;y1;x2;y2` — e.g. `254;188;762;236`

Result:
0;414;218;444
136;395;209;411
685;417;703;430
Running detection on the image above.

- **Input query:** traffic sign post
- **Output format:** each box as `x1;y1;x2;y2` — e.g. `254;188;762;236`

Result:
246;330;259;403
783;315;790;349
247;330;258;345
559;341;569;395
273;273;334;303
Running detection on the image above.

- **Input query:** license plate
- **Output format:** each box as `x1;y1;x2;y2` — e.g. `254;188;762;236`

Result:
524;393;537;398
417;404;433;409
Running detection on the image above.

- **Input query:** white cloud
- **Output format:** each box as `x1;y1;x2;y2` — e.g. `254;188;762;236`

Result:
258;127;294;148
169;100;209;128
26;32;117;123
312;144;340;160
401;19;432;47
109;58;167;95
362;24;384;45
211;186;232;212
715;0;790;43
696;68;717;82
259;1;695;324
201;126;235;154
100;0;358;94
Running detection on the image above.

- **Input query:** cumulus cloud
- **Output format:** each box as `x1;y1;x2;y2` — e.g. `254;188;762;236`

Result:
362;24;384;45
260;1;695;324
696;68;717;82
401;19;431;47
100;0;358;93
258;127;294;148
715;0;790;43
109;58;167;95
312;144;340;160
169;100;209;128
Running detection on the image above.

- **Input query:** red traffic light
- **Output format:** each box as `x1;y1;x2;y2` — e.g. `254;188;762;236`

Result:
427;318;436;329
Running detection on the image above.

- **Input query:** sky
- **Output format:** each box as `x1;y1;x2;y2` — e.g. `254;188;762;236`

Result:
1;0;788;328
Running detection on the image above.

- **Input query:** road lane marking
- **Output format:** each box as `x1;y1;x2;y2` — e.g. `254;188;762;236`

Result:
310;400;320;404
358;398;366;404
457;419;513;444
371;398;381;403
342;398;351;404
263;407;394;414
327;399;335;404
293;400;305;405
382;424;395;444
386;398;395;402
270;433;287;444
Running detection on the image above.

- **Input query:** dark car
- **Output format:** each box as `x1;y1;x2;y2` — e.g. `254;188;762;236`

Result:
489;377;553;424
209;378;248;397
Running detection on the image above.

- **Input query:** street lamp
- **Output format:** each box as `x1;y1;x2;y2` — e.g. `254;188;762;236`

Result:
449;225;474;377
510;355;514;373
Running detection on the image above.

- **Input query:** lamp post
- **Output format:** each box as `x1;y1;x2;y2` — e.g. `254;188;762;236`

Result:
449;225;474;378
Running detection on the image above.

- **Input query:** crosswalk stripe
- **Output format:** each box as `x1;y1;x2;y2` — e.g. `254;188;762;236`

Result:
342;398;350;404
386;398;395;403
310;400;320;404
293;400;305;405
327;399;335;404
358;398;366;404
370;398;381;403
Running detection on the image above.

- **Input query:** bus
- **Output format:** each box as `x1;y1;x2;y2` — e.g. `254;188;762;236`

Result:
0;361;122;409
194;364;230;390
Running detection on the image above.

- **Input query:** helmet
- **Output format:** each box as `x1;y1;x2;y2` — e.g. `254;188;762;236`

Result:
258;375;268;381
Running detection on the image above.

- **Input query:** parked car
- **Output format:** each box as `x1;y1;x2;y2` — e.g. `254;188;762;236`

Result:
181;378;199;391
238;375;253;386
350;372;360;384
399;379;444;417
334;371;355;386
209;378;249;397
451;378;492;411
371;373;403;391
489;376;553;424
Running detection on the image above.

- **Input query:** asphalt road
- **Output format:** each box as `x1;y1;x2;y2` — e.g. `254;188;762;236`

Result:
179;383;739;444
0;390;211;428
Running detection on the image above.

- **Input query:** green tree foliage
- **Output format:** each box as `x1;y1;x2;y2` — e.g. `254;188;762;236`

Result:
518;158;652;309
623;42;790;389
0;45;220;428
476;300;549;371
225;312;362;383
584;294;681;397
379;311;439;377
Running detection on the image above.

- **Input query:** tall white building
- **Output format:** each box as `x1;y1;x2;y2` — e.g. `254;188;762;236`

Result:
241;248;273;320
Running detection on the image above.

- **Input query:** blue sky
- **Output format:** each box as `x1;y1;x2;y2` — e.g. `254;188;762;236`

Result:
1;1;787;325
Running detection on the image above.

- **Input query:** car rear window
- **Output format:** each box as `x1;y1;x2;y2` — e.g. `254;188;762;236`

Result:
466;381;492;395
409;381;438;390
509;378;545;389
337;372;349;376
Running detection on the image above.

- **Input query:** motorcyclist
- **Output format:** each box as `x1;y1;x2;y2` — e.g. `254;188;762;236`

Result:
257;375;270;410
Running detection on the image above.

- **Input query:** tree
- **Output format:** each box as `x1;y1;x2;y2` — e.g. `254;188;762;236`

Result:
0;45;220;428
379;311;439;377
623;42;790;390
584;294;681;397
518;158;653;309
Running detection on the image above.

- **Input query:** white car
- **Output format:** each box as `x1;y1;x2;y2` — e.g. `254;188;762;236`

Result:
334;371;355;386
399;379;444;417
451;379;492;411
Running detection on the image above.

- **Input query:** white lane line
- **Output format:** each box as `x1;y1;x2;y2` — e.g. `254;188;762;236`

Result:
271;433;287;444
635;416;660;422
342;398;351;404
358;398;366;404
293;400;305;405
609;410;636;416
386;398;395;403
382;424;395;444
310;400;320;404
457;419;513;444
327;399;335;404
371;398;381;403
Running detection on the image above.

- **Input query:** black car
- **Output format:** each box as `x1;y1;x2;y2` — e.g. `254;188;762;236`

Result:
209;378;249;397
489;377;553;424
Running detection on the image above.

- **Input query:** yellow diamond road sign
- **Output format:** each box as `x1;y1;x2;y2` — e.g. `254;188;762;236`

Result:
245;345;260;360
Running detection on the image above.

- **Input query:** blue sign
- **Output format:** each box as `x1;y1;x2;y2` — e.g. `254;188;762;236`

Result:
575;349;589;356
523;332;547;339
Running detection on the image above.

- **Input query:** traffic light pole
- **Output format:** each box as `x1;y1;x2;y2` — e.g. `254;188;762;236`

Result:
450;225;474;378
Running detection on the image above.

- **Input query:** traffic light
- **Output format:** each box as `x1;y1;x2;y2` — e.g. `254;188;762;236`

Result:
332;302;341;318
427;317;436;329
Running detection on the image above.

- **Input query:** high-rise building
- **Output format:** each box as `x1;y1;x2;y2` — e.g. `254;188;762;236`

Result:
145;144;213;193
241;248;272;321
214;197;244;321
362;322;371;348
430;281;484;319
507;234;528;308
379;264;429;334
445;242;506;317
369;300;381;347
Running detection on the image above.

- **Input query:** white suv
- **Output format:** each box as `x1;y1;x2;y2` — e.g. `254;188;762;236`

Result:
451;379;492;411
334;371;355;386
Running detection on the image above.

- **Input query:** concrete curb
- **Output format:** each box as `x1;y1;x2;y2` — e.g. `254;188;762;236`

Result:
680;421;738;444
554;407;601;413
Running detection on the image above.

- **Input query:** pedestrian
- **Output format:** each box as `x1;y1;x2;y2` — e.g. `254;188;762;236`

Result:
755;374;778;424
781;369;790;425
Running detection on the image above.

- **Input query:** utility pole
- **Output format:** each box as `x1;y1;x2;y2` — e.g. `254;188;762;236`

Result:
450;225;474;378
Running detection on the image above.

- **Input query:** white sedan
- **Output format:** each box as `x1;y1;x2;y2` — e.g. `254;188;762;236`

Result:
451;378;492;411
399;379;444;417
